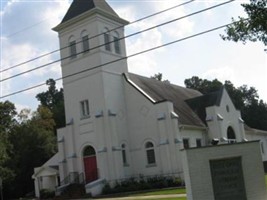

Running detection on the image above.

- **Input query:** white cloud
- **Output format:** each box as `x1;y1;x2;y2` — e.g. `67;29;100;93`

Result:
201;66;235;83
24;82;47;96
151;1;194;38
1;0;65;98
42;1;70;29
115;1;193;81
113;2;165;75
15;103;31;114
126;20;165;75
115;5;137;22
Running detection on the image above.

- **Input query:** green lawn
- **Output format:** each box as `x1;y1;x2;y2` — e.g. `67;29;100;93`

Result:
131;188;186;196
98;175;267;200
96;188;186;199
144;198;186;200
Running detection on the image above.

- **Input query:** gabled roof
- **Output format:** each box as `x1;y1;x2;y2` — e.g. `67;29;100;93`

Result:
125;73;206;127
61;0;119;24
185;88;224;124
32;166;59;178
43;152;59;167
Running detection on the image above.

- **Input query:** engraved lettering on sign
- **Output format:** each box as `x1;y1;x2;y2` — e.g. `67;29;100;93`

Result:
209;157;247;200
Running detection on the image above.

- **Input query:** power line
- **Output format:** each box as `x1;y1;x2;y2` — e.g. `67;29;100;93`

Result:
0;20;243;100
0;0;195;73
5;18;49;38
0;0;234;82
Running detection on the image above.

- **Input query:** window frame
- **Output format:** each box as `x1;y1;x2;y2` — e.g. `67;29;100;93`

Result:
104;32;111;51
82;35;90;53
113;36;120;54
145;142;156;166
183;138;190;149
196;138;202;147
121;144;128;166
80;100;90;119
69;40;77;59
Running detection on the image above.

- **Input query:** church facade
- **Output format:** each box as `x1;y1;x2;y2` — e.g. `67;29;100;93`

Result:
32;0;267;197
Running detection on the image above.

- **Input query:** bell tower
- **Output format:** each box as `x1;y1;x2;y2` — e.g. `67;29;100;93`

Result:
53;0;129;80
53;0;129;123
53;0;130;182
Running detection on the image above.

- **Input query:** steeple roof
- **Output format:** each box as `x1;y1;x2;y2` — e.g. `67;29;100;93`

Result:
61;0;119;24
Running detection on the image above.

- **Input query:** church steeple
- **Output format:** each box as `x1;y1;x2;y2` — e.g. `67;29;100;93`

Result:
53;0;128;31
52;0;129;129
61;0;119;24
53;0;129;76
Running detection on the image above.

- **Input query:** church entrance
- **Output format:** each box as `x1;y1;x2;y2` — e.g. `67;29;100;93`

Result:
83;146;98;183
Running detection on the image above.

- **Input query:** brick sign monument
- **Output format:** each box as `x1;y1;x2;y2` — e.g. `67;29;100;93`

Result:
182;141;267;200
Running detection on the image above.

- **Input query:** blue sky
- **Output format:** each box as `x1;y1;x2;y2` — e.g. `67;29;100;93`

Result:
0;0;266;112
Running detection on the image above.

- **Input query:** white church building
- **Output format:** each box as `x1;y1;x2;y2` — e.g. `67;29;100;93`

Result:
32;0;267;197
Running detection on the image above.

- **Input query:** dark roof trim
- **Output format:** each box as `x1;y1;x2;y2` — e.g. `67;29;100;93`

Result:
123;73;170;105
61;0;119;24
53;3;128;31
124;73;206;127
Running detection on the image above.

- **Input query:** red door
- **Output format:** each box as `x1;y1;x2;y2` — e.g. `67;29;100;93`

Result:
83;156;98;183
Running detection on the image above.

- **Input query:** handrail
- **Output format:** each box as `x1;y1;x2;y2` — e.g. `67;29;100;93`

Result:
59;172;85;186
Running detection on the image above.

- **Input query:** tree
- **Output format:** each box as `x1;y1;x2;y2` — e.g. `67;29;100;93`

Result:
36;79;65;130
184;76;267;130
0;101;17;132
184;76;222;94
0;101;16;183
150;73;170;83
243;100;267;130
221;0;267;46
4;106;57;198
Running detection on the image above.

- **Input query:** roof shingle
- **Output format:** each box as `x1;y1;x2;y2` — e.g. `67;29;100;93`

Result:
61;0;119;24
126;73;206;127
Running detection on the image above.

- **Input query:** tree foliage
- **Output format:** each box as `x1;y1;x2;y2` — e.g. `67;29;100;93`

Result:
36;79;65;130
184;76;267;130
6;106;56;198
0;101;17;132
221;0;267;46
150;73;170;83
1;104;57;198
0;80;65;198
1;80;64;198
0;101;16;183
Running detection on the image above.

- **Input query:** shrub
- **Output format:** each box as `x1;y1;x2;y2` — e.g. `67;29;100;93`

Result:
102;183;112;194
40;189;55;199
101;175;183;195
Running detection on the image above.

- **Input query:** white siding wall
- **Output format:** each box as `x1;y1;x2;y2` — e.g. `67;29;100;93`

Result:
206;89;245;143
124;79;187;177
55;9;129;182
180;129;207;148
246;131;267;162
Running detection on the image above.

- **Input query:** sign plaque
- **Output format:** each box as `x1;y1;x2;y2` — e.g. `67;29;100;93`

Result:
210;157;247;200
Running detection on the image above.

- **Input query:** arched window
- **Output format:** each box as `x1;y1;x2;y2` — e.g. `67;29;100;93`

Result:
83;146;96;157
145;142;156;165
103;28;111;51
81;30;90;53
113;31;120;54
121;144;127;166
227;126;236;144
69;35;77;58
